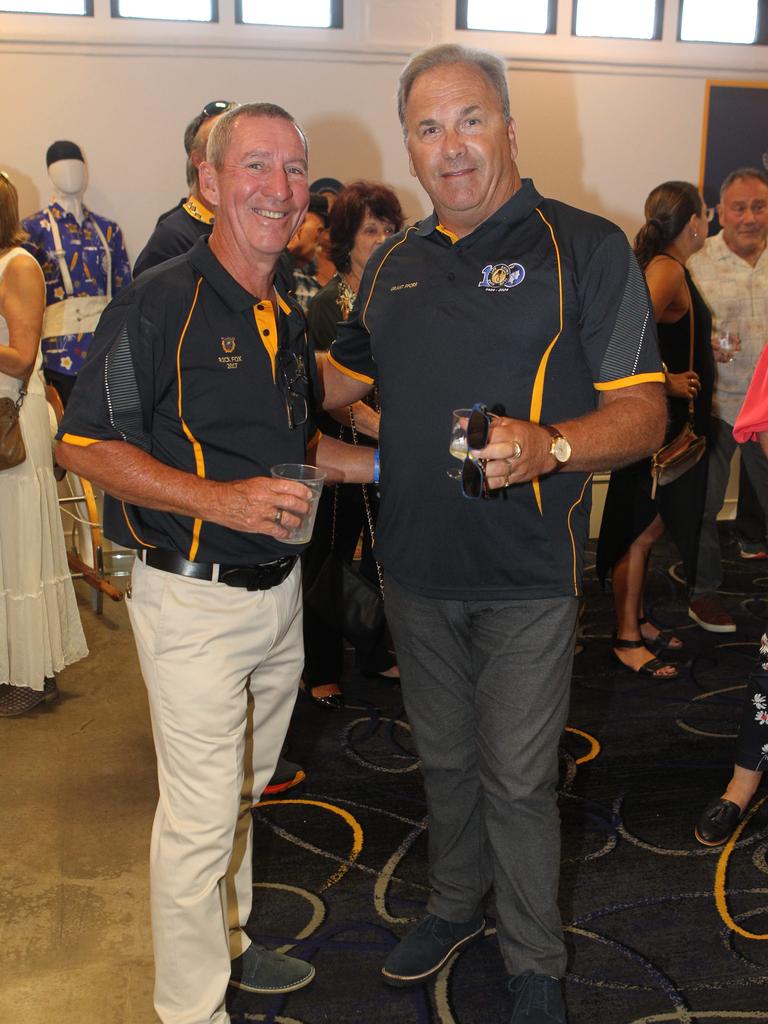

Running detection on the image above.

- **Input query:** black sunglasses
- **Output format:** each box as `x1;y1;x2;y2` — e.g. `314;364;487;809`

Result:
276;347;309;431
202;100;236;118
461;403;491;499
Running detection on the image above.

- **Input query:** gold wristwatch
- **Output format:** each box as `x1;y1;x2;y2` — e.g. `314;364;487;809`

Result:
543;424;572;469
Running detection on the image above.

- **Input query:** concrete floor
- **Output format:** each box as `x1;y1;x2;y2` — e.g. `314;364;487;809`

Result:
0;578;158;1023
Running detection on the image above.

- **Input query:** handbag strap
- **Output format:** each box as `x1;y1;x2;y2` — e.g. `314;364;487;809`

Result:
657;254;695;419
680;273;696;421
348;405;385;597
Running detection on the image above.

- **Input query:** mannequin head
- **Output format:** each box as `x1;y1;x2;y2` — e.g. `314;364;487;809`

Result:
46;141;87;197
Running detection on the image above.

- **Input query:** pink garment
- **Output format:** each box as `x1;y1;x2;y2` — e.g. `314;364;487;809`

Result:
734;344;768;442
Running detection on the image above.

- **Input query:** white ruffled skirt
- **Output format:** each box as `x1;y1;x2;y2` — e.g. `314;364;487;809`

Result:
0;380;88;689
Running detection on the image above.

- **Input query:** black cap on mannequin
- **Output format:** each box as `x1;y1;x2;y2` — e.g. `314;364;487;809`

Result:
46;140;84;167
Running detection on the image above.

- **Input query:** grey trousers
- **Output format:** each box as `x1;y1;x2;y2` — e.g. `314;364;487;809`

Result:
384;574;578;978
693;417;768;597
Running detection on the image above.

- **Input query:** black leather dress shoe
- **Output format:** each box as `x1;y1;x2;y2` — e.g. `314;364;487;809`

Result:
695;797;743;846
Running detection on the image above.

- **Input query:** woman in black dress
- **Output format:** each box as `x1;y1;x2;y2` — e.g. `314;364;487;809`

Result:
302;181;404;708
597;182;714;677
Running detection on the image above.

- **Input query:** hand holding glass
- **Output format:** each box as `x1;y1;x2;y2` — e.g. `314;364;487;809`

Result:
270;464;325;544
448;408;497;475
448;405;491;498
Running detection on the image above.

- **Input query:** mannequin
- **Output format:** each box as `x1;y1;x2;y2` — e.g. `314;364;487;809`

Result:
22;141;131;405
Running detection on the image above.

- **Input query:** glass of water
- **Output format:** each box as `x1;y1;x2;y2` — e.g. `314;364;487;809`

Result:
718;330;741;359
447;407;495;480
270;463;326;544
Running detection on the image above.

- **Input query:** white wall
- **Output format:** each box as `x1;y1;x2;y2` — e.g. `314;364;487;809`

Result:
1;0;767;263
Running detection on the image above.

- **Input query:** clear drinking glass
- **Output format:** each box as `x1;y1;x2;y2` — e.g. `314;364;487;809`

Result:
270;463;326;544
447;408;495;480
717;329;741;359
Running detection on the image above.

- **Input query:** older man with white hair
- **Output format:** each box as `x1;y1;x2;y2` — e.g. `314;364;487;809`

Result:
57;102;373;1024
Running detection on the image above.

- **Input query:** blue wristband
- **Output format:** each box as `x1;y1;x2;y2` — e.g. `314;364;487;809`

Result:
373;449;380;484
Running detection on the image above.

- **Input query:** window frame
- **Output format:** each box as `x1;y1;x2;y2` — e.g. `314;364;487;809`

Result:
110;0;217;22
455;0;557;35
571;0;664;41
0;0;92;15
677;0;768;45
235;0;342;28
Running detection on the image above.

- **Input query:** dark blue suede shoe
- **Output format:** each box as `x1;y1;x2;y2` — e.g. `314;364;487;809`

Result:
381;912;485;987
229;945;315;995
509;972;568;1023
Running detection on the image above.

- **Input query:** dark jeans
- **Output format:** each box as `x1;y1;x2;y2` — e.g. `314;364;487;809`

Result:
693;418;768;596
733;467;767;547
384;573;577;978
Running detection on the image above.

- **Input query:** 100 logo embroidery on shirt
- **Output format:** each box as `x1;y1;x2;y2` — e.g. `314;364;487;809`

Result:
478;263;526;291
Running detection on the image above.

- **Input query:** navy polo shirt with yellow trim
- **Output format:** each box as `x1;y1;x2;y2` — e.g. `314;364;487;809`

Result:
329;178;664;600
59;236;317;565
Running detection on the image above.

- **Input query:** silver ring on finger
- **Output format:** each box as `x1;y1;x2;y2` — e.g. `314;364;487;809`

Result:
273;508;283;525
511;441;523;460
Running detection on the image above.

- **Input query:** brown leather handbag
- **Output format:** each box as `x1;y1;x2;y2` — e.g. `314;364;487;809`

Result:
0;385;26;470
650;278;706;499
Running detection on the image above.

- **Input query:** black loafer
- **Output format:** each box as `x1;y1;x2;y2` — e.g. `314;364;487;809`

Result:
695;797;743;846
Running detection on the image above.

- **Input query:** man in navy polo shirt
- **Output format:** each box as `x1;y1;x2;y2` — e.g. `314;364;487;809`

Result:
56;103;373;1024
319;44;667;1024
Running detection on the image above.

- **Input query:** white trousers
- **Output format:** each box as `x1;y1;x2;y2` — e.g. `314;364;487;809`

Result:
128;559;304;1024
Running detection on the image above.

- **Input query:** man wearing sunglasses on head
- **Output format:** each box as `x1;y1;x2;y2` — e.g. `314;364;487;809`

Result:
55;103;375;1024
133;100;237;278
319;44;667;1024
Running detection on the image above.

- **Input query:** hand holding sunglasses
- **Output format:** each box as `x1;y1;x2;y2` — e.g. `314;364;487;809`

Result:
448;404;492;499
473;417;572;490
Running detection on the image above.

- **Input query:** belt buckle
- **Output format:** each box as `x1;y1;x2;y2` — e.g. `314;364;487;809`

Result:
218;566;262;590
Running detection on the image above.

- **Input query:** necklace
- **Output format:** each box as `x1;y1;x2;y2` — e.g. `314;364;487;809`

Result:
338;276;357;320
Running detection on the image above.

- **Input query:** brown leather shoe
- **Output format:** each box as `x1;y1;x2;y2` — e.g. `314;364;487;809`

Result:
688;596;736;633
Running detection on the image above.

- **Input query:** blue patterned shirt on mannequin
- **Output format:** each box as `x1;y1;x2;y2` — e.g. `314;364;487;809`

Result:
21;140;131;380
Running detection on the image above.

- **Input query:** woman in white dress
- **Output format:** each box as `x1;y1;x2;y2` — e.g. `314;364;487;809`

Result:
0;171;87;716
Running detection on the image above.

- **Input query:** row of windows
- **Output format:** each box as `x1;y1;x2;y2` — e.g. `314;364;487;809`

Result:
1;0;765;47
0;0;342;22
460;0;767;45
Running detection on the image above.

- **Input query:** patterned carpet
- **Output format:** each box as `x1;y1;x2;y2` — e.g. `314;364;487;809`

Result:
230;526;768;1024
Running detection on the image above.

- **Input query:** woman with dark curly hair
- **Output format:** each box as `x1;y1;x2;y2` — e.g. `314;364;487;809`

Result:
303;181;404;708
597;181;714;678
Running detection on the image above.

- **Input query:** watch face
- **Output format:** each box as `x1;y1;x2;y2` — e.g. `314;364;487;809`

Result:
553;436;571;463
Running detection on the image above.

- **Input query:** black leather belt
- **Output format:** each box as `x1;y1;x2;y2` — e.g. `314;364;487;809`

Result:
141;549;297;591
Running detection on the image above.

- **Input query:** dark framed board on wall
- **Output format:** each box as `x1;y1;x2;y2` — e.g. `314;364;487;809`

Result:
699;79;768;228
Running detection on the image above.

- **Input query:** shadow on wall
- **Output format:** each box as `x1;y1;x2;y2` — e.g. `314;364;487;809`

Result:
512;67;632;233
302;112;425;225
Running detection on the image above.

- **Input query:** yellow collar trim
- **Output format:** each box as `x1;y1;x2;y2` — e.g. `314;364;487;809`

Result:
274;286;292;316
183;196;215;225
436;223;459;244
254;300;279;380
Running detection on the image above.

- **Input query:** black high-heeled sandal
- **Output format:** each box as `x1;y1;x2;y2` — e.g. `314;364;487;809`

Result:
300;680;345;711
611;637;679;679
638;616;683;652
